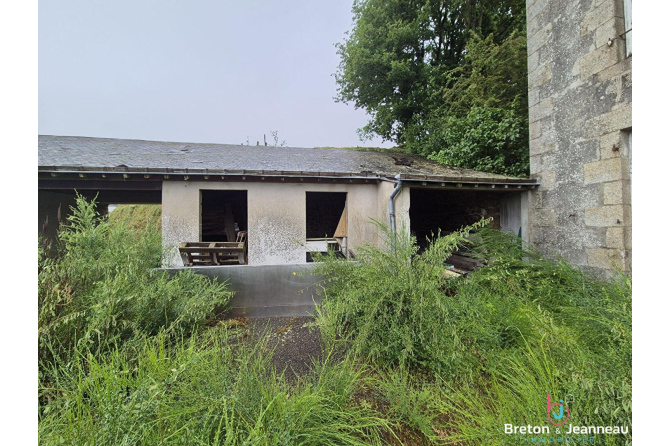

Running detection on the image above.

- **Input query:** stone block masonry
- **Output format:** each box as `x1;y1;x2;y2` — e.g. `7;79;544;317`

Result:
526;0;632;277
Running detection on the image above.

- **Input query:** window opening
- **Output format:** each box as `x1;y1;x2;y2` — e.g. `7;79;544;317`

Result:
200;190;248;242
305;192;347;261
622;0;632;57
409;188;502;251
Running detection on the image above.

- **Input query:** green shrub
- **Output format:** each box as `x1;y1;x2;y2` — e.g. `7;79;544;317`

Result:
38;195;232;388
312;219;489;373
313;224;631;445
423;105;529;177
437;229;632;444
458;228;631;358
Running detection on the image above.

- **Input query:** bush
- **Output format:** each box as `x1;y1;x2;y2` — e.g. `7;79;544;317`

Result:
38;195;232;389
312;219;489;373
436;229;632;444
422;105;529;177
314;224;631;444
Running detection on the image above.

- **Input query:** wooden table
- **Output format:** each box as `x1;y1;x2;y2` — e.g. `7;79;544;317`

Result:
179;242;246;266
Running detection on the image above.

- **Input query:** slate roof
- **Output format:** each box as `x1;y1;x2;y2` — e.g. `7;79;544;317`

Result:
39;135;534;183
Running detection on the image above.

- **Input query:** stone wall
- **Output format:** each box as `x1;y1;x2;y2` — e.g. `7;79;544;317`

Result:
527;0;632;276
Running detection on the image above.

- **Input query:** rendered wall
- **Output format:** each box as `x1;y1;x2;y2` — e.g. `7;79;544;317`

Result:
377;180;411;245
527;0;631;276
162;180;399;267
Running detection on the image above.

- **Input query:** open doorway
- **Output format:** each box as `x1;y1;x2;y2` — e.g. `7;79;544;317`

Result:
200;190;248;242
305;192;347;261
409;188;501;250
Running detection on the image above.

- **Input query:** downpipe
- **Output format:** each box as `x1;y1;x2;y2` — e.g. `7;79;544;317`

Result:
389;174;403;248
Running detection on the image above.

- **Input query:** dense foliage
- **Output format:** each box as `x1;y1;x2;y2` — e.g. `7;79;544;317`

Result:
38;200;631;444
313;220;490;372
314;224;632;444
335;0;529;176
38;198;232;401
420;32;529;176
39;330;393;445
38;199;393;445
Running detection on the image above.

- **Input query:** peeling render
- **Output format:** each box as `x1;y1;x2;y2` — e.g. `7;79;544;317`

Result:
161;181;394;267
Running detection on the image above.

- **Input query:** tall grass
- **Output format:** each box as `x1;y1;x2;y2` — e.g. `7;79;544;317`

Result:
39;329;394;445
107;204;162;232
39;199;632;445
38;196;394;445
434;230;632;444
313;224;632;445
39;195;233;405
312;219;489;372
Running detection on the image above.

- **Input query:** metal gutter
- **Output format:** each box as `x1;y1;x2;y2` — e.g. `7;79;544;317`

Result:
38;167;382;181
381;175;540;189
389;174;403;240
39;167;539;188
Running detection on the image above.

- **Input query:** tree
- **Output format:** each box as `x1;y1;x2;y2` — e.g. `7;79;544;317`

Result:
425;105;529;176
335;0;528;176
440;31;528;118
417;31;529;176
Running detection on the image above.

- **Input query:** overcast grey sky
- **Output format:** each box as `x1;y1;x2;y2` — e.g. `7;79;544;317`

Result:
38;0;392;148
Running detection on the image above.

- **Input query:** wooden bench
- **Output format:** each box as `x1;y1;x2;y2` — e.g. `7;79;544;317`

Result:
179;241;246;266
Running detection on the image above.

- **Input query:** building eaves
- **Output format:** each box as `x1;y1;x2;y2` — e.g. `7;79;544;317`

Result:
38;135;540;187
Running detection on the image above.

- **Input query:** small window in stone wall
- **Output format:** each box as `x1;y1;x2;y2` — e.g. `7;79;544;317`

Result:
623;0;632;57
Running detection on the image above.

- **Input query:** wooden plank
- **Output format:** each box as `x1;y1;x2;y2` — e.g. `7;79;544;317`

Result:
333;207;347;237
179;247;244;254
179;240;247;266
180;242;244;249
223;204;236;242
447;253;483;271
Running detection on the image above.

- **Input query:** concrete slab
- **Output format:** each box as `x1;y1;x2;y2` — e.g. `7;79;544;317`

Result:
160;263;323;318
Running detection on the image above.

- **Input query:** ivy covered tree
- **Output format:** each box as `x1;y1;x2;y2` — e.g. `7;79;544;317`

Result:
335;0;529;176
422;31;529;176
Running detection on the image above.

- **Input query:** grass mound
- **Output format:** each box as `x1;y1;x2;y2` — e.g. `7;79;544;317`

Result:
107;203;161;232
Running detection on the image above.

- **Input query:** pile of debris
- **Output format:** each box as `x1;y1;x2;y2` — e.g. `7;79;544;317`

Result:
444;251;485;277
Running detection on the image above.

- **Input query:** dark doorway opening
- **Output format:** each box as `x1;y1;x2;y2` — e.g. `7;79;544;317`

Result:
306;192;347;261
306;192;347;238
200;190;248;242
409;188;501;250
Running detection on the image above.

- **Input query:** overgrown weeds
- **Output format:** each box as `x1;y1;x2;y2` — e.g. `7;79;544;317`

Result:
38;197;394;445
39;329;394;445
38;195;232;407
38;200;632;445
313;222;632;444
312;219;489;373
